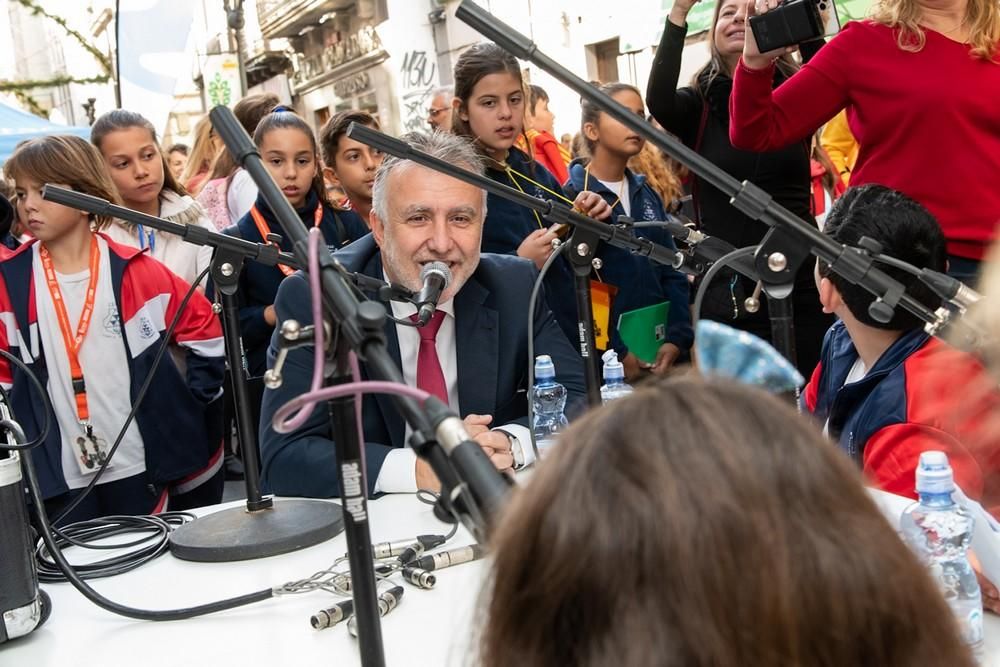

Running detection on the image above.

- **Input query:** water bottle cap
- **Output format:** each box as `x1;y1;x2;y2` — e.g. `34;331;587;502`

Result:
602;349;624;380
915;450;955;495
534;354;555;380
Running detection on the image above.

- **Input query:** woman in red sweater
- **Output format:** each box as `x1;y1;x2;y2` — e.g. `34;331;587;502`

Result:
729;0;1000;283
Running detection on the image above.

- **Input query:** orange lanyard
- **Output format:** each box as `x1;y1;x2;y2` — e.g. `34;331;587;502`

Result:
250;204;322;276
39;236;101;427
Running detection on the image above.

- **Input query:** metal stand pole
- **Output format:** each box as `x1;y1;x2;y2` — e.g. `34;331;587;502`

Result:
327;340;384;666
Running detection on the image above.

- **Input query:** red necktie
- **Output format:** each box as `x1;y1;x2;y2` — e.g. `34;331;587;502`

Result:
410;310;448;404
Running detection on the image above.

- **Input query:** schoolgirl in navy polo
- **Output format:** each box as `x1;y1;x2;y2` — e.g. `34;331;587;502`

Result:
565;83;693;379
0;136;226;523
231;107;368;379
450;43;611;346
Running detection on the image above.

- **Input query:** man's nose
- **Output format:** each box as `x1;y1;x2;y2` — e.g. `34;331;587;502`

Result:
425;218;454;252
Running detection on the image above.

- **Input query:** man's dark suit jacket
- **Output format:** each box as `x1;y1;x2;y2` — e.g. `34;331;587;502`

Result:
259;234;587;497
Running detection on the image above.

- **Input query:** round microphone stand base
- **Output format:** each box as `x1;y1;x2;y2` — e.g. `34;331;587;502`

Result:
168;498;343;562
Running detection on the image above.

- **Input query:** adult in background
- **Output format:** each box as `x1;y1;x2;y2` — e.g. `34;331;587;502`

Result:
166;143;189;181
731;0;1000;284
480;377;976;667
426;85;454;132
260;131;585;496
646;0;832;376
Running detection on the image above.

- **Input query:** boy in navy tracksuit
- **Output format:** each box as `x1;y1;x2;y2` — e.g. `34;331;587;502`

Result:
1;136;225;522
803;184;1000;514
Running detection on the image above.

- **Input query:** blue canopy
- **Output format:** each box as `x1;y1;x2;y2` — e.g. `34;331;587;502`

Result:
0;100;92;166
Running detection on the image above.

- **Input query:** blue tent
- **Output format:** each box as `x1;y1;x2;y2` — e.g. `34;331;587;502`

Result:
0;100;92;166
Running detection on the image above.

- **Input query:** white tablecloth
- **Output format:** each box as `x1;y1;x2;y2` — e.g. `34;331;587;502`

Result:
4;495;482;667
7;491;1000;666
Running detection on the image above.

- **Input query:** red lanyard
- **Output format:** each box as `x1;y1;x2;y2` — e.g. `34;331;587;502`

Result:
250;204;322;277
39;236;101;427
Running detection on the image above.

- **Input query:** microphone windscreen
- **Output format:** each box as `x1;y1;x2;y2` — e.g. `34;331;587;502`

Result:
420;261;452;288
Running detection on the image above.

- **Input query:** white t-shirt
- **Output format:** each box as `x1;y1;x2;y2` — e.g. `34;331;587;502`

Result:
823;357;867;438
227;169;258;225
596;177;631;217
104;191;214;289
33;237;147;488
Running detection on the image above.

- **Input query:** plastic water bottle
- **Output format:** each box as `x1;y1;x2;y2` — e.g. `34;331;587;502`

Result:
600;350;633;404
900;451;984;660
531;355;568;457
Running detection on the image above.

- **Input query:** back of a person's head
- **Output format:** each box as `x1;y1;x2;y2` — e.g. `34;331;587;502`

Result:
233;93;281;137
480;376;973;667
822;184;946;330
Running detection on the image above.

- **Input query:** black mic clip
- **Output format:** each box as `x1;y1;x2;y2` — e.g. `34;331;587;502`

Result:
263;319;331;389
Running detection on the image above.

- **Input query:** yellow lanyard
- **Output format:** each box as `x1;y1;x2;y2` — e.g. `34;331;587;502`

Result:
495;159;575;230
582;167;626;213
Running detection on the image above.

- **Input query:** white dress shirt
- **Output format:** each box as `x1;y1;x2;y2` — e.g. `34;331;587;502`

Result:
374;297;533;493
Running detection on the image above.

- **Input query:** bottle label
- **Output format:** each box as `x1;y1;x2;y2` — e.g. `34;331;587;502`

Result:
963;607;984;646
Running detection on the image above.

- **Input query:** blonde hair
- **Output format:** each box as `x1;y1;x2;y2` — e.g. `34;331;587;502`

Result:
3;135;121;230
871;0;1000;60
955;242;1000;374
628;143;684;206
181;116;218;186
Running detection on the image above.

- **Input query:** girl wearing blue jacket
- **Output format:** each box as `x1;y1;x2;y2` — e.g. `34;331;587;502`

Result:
565;83;692;379
450;43;611;347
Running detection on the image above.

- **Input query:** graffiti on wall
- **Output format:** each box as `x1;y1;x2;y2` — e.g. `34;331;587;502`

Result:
399;50;436;133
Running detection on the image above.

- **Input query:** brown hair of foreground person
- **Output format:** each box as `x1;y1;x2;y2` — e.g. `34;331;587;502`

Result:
480;376;974;667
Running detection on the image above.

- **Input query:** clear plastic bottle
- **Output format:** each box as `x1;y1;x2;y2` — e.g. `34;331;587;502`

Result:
900;451;984;660
531;355;568;457
600;350;633;404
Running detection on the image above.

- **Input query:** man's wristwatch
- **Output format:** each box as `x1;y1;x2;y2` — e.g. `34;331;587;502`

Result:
496;429;525;470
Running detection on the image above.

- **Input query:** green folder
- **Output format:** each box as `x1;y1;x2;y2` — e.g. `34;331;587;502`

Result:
617;301;670;364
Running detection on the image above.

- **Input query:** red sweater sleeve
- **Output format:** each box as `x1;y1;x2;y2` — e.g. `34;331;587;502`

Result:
863;422;986;502
729;24;858;152
533;133;569;185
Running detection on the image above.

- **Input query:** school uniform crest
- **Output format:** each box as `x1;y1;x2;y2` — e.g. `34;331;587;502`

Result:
103;303;122;337
139;315;155;339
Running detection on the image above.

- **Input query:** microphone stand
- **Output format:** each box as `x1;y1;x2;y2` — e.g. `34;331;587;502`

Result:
345;124;685;407
41;185;345;562
207;104;509;667
453;0;950;341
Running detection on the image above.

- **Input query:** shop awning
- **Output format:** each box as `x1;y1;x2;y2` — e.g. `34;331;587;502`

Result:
0;100;92;167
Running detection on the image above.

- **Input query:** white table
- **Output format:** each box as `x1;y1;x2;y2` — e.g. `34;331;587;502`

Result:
8;491;1000;666
4;495;482;667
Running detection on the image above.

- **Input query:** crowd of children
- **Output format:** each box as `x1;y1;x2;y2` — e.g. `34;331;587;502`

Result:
0;29;996;533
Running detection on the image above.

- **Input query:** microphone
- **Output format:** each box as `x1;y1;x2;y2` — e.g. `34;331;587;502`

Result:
661;216;707;245
920;269;982;310
412;544;485;572
414;262;451;326
422;396;512;536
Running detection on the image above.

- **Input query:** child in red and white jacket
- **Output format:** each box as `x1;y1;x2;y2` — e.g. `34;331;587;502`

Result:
1;135;225;523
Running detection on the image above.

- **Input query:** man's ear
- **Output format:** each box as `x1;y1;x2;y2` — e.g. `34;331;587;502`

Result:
369;208;385;246
322;166;341;188
817;276;841;315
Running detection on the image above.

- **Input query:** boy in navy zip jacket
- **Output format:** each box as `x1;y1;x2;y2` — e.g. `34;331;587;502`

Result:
803;185;1000;516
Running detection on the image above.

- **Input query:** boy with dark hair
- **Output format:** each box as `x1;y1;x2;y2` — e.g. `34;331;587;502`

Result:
318;110;383;225
804;184;1000;511
521;84;570;184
